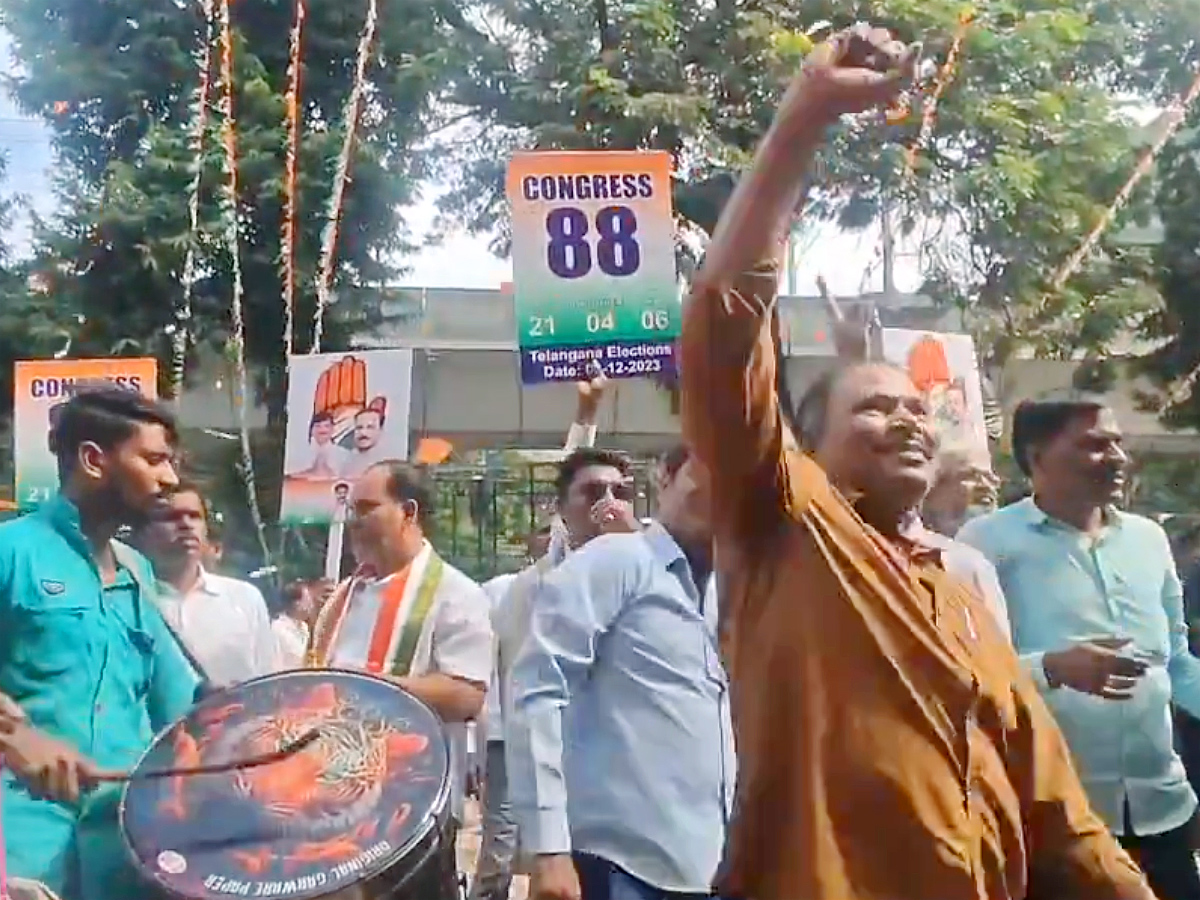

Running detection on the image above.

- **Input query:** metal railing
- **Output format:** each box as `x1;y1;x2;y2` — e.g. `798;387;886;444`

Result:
428;460;658;580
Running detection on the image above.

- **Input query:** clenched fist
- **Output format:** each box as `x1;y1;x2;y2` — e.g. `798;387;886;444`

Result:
799;24;918;120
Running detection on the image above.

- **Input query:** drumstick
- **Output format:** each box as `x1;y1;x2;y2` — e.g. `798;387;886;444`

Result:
94;728;321;784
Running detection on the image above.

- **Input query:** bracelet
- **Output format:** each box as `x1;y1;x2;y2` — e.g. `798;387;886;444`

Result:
1042;658;1060;689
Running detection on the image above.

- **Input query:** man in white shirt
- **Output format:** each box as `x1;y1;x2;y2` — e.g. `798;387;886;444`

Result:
292;410;351;478
305;459;492;891
135;481;278;686
271;579;326;669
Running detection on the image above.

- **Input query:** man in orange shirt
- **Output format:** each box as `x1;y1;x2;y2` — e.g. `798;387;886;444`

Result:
680;24;1155;900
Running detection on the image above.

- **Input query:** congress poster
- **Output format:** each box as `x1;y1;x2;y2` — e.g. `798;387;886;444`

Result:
13;357;158;510
280;350;414;525
880;329;989;463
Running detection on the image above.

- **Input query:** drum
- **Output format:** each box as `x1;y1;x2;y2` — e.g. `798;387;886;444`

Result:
120;670;456;900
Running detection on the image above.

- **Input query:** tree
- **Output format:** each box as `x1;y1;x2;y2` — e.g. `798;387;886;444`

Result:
434;0;1199;377
0;153;65;407
432;0;813;247
1134;107;1200;426
0;153;67;496
0;0;456;564
1;0;452;416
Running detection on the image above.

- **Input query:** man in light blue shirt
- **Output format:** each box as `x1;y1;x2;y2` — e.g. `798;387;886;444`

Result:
473;375;609;900
0;386;199;900
959;394;1200;900
507;448;733;900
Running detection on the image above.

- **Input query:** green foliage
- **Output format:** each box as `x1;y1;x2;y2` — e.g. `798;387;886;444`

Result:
1;0;449;415
432;0;820;247
435;0;1198;373
813;0;1195;369
0;0;456;560
0;156;66;492
1132;108;1200;427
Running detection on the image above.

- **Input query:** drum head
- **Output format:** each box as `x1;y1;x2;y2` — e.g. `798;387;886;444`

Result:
121;669;451;900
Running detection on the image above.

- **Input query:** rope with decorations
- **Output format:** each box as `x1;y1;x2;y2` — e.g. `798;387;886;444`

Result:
280;0;306;357
311;0;378;352
899;10;974;180
215;0;273;566
1051;68;1200;299
1007;64;1200;375
171;0;216;401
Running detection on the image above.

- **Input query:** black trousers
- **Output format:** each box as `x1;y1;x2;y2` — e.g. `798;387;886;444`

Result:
1120;809;1200;900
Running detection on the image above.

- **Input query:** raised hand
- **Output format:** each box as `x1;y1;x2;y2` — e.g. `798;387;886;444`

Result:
818;274;879;361
575;359;609;425
801;24;918;118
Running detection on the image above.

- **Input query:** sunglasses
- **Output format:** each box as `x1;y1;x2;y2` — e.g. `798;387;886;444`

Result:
580;481;636;505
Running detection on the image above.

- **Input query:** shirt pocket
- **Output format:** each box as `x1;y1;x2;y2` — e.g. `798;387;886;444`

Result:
115;623;157;699
9;593;92;678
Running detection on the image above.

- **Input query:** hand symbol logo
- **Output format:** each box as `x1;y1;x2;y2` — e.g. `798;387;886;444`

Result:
312;356;368;435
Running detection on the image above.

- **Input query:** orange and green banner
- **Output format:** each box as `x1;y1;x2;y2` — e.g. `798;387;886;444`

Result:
13;358;158;509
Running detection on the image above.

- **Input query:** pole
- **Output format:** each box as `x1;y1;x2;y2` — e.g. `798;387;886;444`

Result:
880;195;896;300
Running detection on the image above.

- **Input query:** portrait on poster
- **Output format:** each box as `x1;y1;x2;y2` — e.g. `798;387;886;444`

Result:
880;329;989;462
280;350;414;525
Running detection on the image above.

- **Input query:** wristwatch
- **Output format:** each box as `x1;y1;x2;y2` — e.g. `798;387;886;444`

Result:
1042;657;1062;690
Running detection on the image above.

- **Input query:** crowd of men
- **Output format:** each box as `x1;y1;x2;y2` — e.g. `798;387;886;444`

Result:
3;24;1200;900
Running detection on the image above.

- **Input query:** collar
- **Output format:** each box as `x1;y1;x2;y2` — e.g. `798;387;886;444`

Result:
40;492;101;568
159;565;219;598
641;520;687;568
194;566;220;595
546;517;571;564
894;513;946;565
851;505;944;565
354;539;432;583
1013;496;1122;534
42;491;81;532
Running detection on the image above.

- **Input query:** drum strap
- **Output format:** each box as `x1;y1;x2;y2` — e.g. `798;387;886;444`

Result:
111;540;213;693
389;554;444;678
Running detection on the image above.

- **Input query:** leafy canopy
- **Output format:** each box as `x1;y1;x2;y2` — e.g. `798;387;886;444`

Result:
434;0;1200;373
1;0;452;411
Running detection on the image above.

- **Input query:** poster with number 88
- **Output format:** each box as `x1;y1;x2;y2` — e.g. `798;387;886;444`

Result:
507;150;680;384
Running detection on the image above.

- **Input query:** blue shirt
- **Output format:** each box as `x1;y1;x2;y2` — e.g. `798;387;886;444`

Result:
506;523;734;892
0;495;199;899
957;497;1200;836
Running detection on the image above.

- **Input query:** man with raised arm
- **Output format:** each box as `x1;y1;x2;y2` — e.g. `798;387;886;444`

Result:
680;24;1154;900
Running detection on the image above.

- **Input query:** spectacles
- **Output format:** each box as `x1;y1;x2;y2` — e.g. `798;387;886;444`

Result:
580;481;635;505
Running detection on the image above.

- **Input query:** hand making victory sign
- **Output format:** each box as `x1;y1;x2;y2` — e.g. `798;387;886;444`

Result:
816;273;881;361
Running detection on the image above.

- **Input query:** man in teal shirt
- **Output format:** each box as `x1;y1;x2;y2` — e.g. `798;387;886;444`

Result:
959;394;1200;900
0;385;199;899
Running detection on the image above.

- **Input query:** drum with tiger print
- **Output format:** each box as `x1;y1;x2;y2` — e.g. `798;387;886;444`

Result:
120;669;455;900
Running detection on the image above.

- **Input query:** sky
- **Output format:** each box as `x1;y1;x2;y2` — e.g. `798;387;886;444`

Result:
0;32;915;296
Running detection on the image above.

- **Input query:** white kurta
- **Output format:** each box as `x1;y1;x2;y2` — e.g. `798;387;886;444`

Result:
323;541;493;821
272;615;310;669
